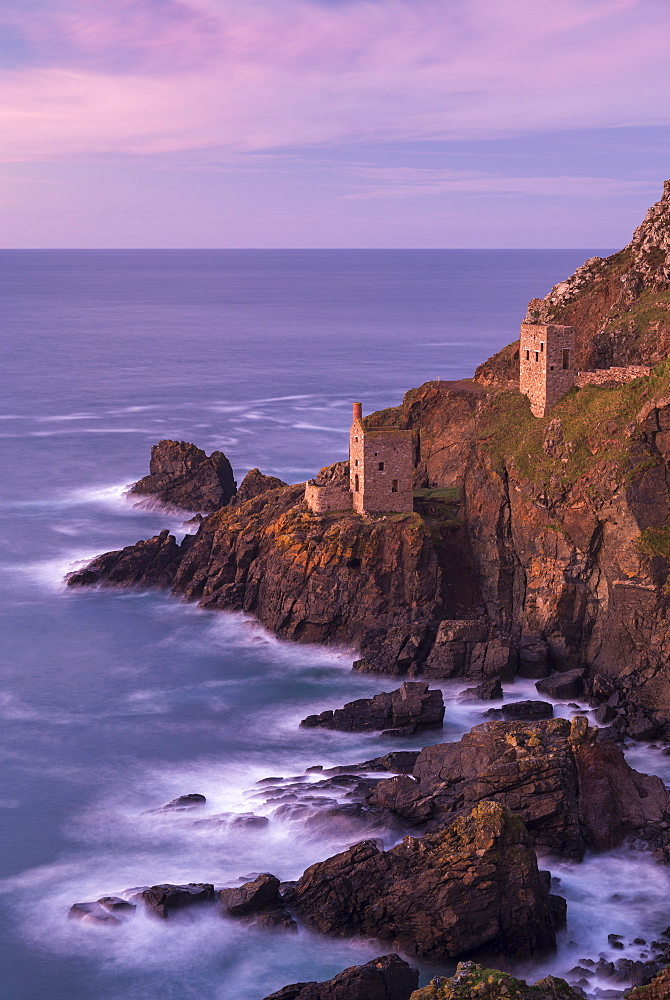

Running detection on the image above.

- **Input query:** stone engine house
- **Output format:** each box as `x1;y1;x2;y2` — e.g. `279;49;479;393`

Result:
519;322;575;418
519;321;651;418
305;402;414;515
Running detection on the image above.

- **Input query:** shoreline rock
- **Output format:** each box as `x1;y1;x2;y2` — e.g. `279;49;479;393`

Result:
300;682;445;735
131;440;236;512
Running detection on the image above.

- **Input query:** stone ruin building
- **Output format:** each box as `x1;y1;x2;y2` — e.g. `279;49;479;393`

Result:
519;322;650;418
305;402;414;515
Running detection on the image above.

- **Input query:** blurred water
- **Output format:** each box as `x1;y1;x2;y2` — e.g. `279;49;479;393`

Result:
5;248;659;1000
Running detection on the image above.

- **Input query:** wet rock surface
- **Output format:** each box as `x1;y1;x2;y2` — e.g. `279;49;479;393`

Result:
502;700;554;720
368;719;670;857
410;961;583;1000
262;954;419;1000
284;801;563;962
131;439;236;512
300;682;445;735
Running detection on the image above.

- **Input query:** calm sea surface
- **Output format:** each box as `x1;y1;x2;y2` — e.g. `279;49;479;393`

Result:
6;249;670;1000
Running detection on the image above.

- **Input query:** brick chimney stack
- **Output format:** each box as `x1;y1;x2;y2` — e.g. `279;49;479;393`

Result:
352;402;363;421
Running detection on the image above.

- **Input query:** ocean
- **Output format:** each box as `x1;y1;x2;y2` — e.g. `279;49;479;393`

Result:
4;249;669;1000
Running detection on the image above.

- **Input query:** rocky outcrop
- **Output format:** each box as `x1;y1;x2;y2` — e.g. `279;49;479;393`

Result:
627;967;670;1000
285;801;564;962
131;440;236;512
69;483;444;669
262;955;419;1000
368;718;670;857
410;962;583;1000
234;468;287;505
300;682;444;735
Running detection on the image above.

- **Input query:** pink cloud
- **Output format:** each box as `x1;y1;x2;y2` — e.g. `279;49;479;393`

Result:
0;0;669;161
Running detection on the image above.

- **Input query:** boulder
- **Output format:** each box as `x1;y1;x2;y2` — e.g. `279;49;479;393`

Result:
234;468;287;505
219;873;296;931
300;682;444;735
503;700;554;720
369;718;670;858
536;670;585;700
131;440;236;512
134;882;214;918
262;954;418;1000
285;801;563;962
409;962;584;1000
460;678;502;700
517;638;550;678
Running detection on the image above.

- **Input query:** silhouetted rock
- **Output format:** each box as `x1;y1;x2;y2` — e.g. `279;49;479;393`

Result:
131;440;236;512
285;801;563;962
234;468;287;505
502;700;553;720
262;954;419;1000
159;793;206;811
300;682;444;735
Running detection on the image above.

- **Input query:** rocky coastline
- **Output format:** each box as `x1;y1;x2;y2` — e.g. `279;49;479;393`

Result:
64;182;670;998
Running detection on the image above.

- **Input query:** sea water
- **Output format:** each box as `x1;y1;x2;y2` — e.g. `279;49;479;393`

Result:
4;249;668;1000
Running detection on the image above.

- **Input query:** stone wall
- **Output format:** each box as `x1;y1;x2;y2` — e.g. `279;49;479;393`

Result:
519;323;575;417
350;412;414;515
575;366;650;388
304;480;352;514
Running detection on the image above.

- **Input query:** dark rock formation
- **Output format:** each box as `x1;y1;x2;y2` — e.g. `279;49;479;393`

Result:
410;962;583;1000
131;440;236;512
159;793;206;811
133;882;214;918
502;700;553;720
285;801;563;962
460;678;503;699
423;620;516;681
536;670;585;700
219;873;296;931
234;468;287;505
68;901;124;925
300;682;444;735
262;954;419;1000
368;718;670;857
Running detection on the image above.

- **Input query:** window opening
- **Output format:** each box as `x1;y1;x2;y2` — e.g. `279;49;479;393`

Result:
562;349;570;370
378;462;384;471
540;342;544;353
525;350;530;361
534;351;539;362
391;479;398;493
354;474;359;492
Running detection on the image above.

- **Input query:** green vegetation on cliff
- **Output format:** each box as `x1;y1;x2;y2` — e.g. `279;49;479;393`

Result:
478;359;670;494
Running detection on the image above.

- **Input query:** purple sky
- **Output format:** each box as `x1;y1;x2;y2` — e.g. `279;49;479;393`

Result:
1;0;669;247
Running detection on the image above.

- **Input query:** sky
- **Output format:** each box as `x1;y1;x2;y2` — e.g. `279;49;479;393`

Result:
0;0;669;248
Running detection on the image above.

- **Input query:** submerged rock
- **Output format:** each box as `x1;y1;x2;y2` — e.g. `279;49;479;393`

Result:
284;801;563;962
300;682;444;735
159;793;206;811
410;962;583;1000
131;439;236;512
263;954;419;1000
